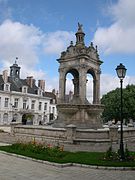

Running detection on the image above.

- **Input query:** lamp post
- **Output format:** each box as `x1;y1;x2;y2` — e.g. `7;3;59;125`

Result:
116;63;127;161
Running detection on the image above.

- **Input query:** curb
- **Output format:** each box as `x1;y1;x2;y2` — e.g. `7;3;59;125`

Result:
0;151;135;171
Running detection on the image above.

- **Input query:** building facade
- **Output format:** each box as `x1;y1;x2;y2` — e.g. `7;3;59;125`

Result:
0;61;57;125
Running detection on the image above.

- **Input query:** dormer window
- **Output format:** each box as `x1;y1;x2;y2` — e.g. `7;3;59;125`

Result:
38;88;43;96
4;83;10;91
22;86;28;93
6;84;9;91
24;87;27;93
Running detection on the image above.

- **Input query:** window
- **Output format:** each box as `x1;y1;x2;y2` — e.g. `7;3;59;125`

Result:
31;100;35;110
44;103;47;111
49;113;53;121
4;98;9;107
52;107;55;114
3;113;8;124
49;106;51;113
14;98;19;108
23;99;27;109
16;70;19;75
4;84;10;91
50;99;53;104
24;87;27;93
6;84;9;91
22;86;27;93
39;102;42;111
38;89;42;96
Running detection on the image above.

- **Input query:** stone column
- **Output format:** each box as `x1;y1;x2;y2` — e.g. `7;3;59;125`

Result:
79;67;87;104
58;70;66;103
93;72;100;104
93;79;96;104
96;71;101;104
72;78;79;96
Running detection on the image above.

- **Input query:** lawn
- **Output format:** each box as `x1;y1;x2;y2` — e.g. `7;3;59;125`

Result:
0;143;135;167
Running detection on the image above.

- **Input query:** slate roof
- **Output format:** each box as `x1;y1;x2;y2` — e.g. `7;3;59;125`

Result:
0;74;56;100
0;75;4;90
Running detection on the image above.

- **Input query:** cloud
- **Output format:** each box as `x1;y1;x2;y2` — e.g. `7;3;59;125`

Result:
43;31;75;55
93;0;135;54
0;19;76;94
0;0;12;21
110;0;135;28
45;76;59;92
100;74;135;97
0;19;75;84
0;19;43;69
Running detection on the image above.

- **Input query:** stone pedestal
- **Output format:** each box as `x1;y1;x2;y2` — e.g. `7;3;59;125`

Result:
109;125;118;141
66;124;76;143
53;104;104;129
10;122;22;134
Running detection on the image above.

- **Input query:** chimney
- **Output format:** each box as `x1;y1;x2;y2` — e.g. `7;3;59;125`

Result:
38;80;45;91
26;76;35;88
52;89;56;94
2;70;8;83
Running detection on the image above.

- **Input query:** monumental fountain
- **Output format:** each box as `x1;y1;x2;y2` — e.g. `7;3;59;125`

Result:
10;24;135;152
53;23;104;129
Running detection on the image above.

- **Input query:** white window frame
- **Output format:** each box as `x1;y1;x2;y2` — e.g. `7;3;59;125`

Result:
44;103;47;111
31;100;35;110
39;102;42;111
14;98;19;108
23;99;27;109
4;98;9;107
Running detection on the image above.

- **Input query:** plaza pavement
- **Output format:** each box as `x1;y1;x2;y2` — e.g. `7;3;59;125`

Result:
0;150;135;180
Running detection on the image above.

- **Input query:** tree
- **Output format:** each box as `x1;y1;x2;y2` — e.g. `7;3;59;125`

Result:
101;84;135;124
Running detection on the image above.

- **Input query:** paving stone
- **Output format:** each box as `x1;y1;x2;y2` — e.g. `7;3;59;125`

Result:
0;152;135;180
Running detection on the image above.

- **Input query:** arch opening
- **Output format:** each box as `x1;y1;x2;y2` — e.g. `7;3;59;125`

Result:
87;69;96;104
86;74;93;103
22;113;33;125
3;113;8;124
65;69;79;103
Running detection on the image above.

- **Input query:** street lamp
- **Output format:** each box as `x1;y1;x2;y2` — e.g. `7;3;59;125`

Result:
116;63;127;161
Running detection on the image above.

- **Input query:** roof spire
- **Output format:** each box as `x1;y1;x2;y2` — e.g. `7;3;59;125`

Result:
15;57;18;64
75;22;85;46
78;22;83;32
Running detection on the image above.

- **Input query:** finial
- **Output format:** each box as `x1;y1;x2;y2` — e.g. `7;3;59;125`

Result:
70;41;73;46
96;45;98;52
15;57;18;64
91;42;93;47
78;22;83;31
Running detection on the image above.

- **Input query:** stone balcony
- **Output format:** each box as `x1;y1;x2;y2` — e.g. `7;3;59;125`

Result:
19;108;35;114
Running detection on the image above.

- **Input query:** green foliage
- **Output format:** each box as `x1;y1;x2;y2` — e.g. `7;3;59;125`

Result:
104;146;119;161
0;143;135;167
101;84;135;123
104;145;135;162
9;142;65;159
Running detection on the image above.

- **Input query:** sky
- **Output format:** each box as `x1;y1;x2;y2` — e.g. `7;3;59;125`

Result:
0;0;135;100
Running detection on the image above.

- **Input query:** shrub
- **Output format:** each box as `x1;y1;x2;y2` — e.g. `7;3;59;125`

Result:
104;145;135;162
10;142;65;159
